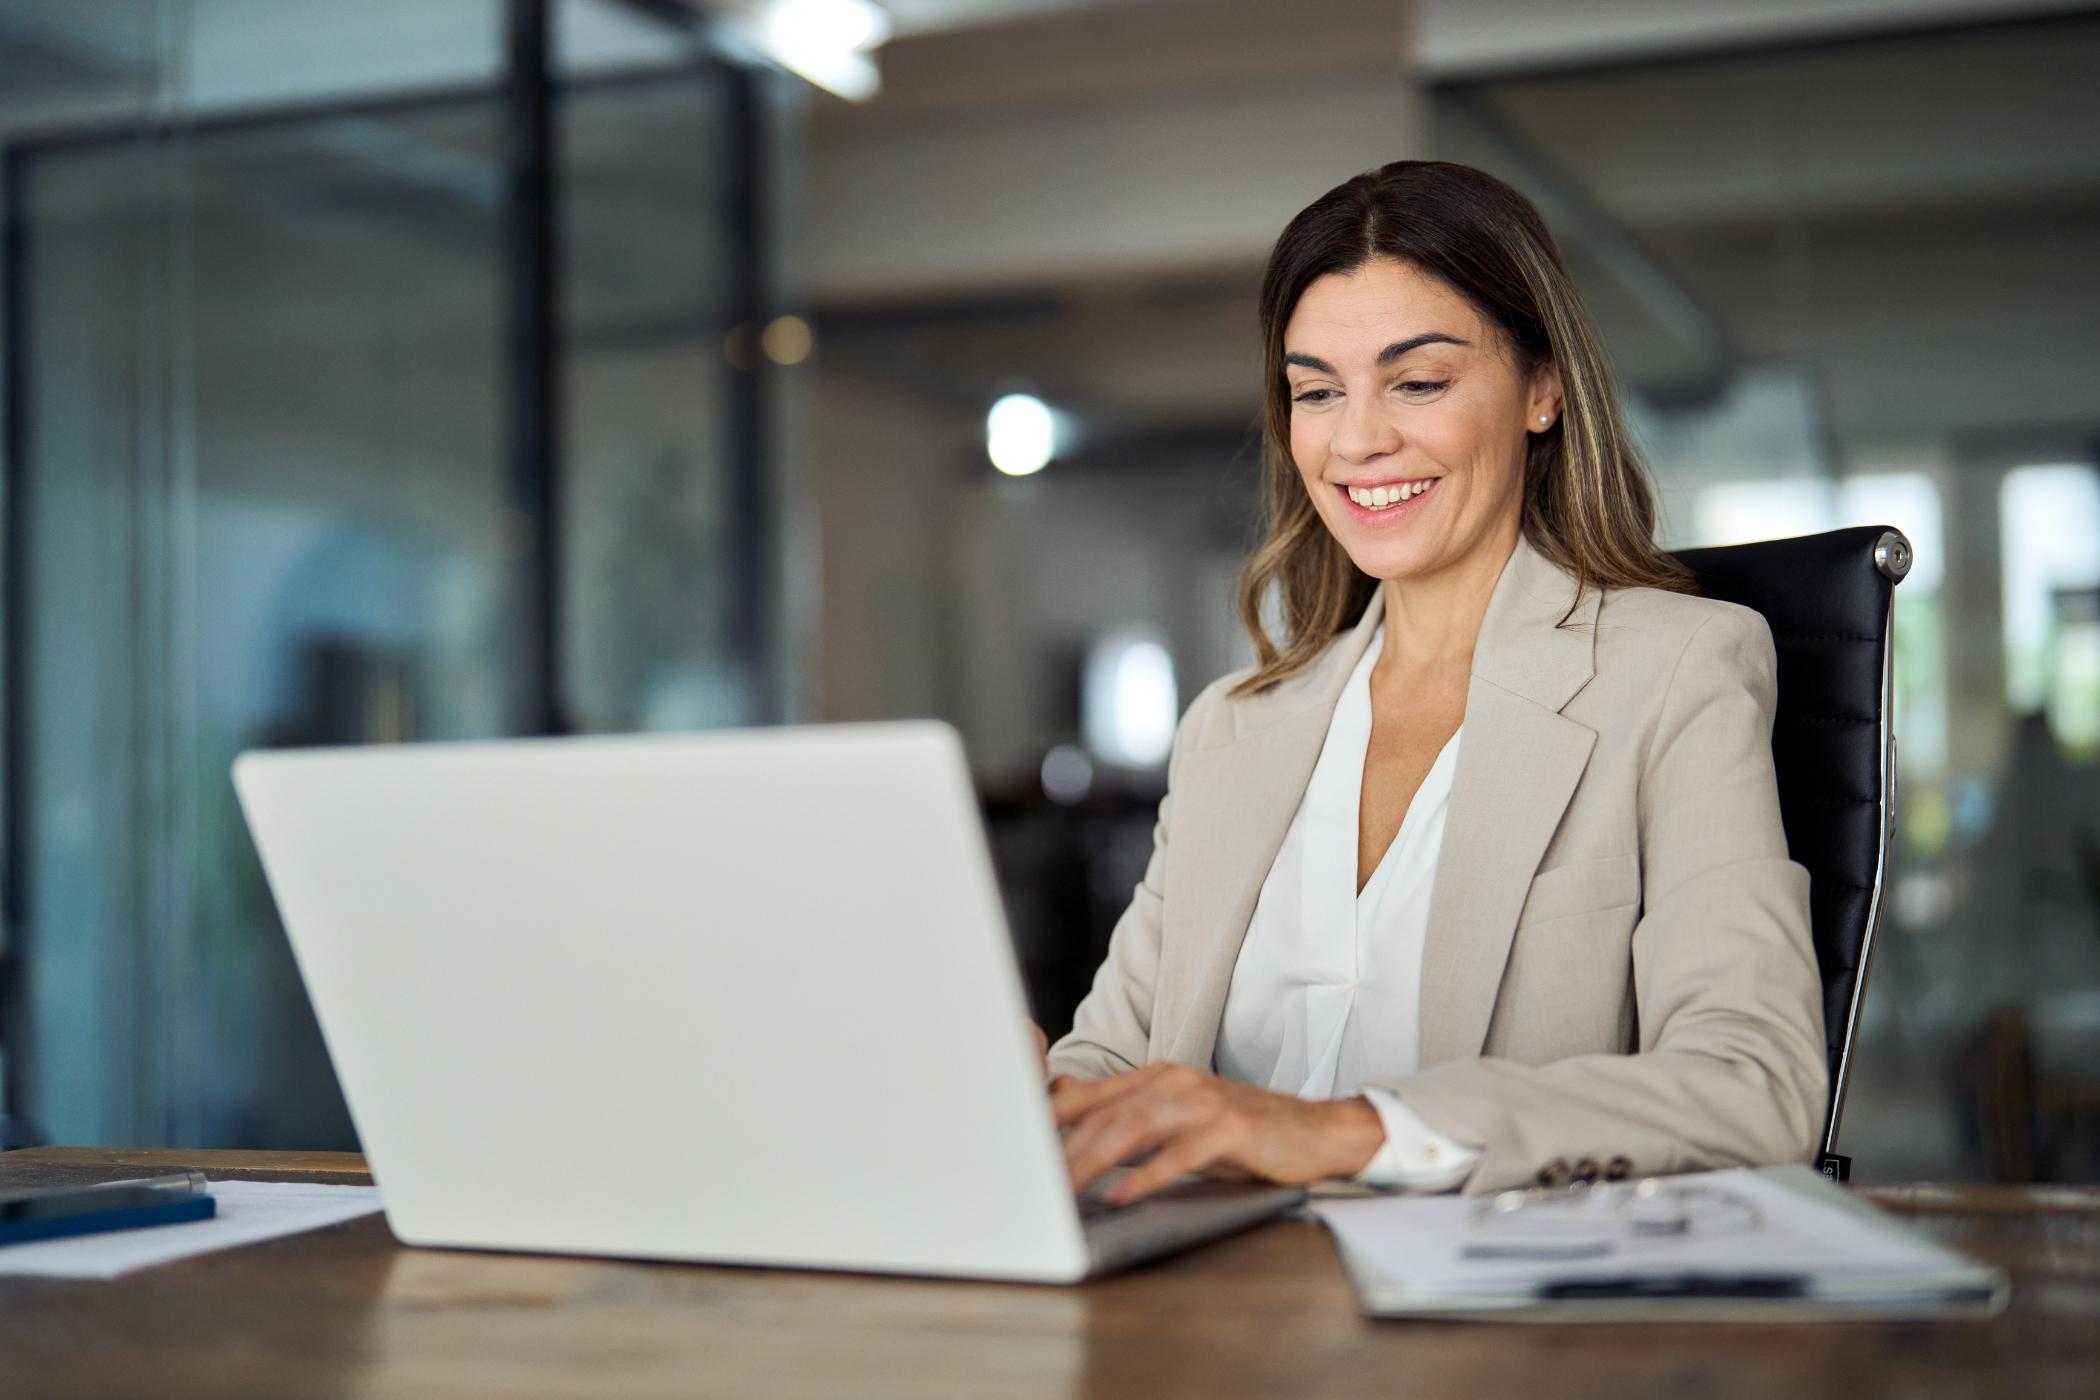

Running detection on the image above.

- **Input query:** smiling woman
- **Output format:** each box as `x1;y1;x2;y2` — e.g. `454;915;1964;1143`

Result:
1043;161;1828;1205
1238;161;1697;696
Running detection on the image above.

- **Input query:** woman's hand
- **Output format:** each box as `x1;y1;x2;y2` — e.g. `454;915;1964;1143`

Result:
1029;1020;1050;1080
1051;1063;1386;1205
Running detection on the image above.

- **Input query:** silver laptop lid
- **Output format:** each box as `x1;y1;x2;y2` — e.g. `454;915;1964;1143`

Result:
234;722;1090;1281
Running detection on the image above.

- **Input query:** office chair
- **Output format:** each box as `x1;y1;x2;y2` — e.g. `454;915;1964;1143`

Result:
1670;524;1913;1183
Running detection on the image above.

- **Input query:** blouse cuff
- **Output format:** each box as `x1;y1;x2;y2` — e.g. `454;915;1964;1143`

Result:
1351;1087;1482;1192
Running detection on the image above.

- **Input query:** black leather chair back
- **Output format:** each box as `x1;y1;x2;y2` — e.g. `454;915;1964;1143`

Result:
1669;525;1912;1170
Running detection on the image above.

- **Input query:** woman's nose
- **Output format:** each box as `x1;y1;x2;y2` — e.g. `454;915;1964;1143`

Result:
1331;397;1399;464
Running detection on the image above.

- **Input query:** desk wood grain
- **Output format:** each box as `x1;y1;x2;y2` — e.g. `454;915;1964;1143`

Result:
4;1150;2098;1400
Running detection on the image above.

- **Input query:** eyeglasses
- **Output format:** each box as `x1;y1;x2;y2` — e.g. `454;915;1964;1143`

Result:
1461;1178;1765;1261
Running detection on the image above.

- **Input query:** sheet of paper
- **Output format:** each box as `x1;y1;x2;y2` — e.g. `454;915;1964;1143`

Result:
0;1180;384;1280
1308;1166;1974;1298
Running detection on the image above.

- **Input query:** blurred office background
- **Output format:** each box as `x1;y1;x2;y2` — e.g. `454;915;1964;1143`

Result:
0;0;2096;1184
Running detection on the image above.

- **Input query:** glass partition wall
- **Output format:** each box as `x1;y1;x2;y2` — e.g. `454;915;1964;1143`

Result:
0;0;780;1148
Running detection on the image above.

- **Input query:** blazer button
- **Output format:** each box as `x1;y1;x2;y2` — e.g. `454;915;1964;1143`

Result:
1535;1158;1573;1187
1604;1156;1634;1182
1572;1157;1601;1184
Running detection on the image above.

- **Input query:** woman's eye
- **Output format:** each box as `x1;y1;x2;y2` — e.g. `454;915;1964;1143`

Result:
1291;381;1444;405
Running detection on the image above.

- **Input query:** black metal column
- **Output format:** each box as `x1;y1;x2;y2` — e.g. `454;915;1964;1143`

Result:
723;64;773;720
0;145;38;1147
505;0;565;734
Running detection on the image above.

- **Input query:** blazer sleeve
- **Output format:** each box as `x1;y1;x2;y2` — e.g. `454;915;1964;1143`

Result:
1043;682;1215;1081
1368;606;1829;1192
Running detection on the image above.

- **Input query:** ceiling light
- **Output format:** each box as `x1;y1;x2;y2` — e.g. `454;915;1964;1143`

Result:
755;0;891;102
987;393;1055;477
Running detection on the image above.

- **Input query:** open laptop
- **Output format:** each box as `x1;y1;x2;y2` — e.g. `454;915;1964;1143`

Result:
232;721;1303;1282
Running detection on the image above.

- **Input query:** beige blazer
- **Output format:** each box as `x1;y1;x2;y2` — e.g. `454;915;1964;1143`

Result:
1046;534;1828;1193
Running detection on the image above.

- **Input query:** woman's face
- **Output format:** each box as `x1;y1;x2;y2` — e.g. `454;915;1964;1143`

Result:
1282;256;1558;585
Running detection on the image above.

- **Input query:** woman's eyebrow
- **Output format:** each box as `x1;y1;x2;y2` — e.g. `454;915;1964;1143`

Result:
1282;333;1472;375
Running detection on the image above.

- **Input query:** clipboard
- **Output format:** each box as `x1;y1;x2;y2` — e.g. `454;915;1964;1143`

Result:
1309;1165;2008;1321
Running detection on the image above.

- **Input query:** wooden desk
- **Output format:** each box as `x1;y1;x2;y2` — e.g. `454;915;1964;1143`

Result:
4;1149;2098;1399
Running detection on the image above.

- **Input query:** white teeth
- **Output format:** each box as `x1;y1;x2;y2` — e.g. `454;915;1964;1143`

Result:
1347;480;1437;509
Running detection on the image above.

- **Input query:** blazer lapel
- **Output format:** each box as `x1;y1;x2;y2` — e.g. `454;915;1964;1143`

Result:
1158;591;1385;1067
1417;537;1600;1066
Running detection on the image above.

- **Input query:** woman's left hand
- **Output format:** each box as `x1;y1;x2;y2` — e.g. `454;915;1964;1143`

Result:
1050;1063;1385;1205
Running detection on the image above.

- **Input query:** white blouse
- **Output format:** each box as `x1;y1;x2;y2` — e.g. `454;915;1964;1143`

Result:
1213;622;1482;1190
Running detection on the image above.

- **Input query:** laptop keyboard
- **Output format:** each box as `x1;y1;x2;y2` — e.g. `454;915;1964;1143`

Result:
1073;1177;1311;1274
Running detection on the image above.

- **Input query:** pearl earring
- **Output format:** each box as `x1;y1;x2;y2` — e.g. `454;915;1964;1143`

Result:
1537;414;1551;425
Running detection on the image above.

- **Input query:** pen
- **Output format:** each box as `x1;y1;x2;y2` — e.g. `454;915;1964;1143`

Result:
1540;1273;1808;1299
0;1171;207;1203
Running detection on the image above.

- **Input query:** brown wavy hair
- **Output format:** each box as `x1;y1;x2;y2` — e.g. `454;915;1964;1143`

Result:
1231;160;1694;697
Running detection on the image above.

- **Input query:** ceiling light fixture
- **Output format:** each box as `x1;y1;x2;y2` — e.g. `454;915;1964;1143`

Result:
987;393;1056;477
737;0;891;102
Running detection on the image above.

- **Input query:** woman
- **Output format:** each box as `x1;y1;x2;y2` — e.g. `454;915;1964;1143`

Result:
1042;161;1827;1203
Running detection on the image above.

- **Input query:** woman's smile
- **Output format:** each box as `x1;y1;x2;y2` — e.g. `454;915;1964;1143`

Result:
1335;476;1443;526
